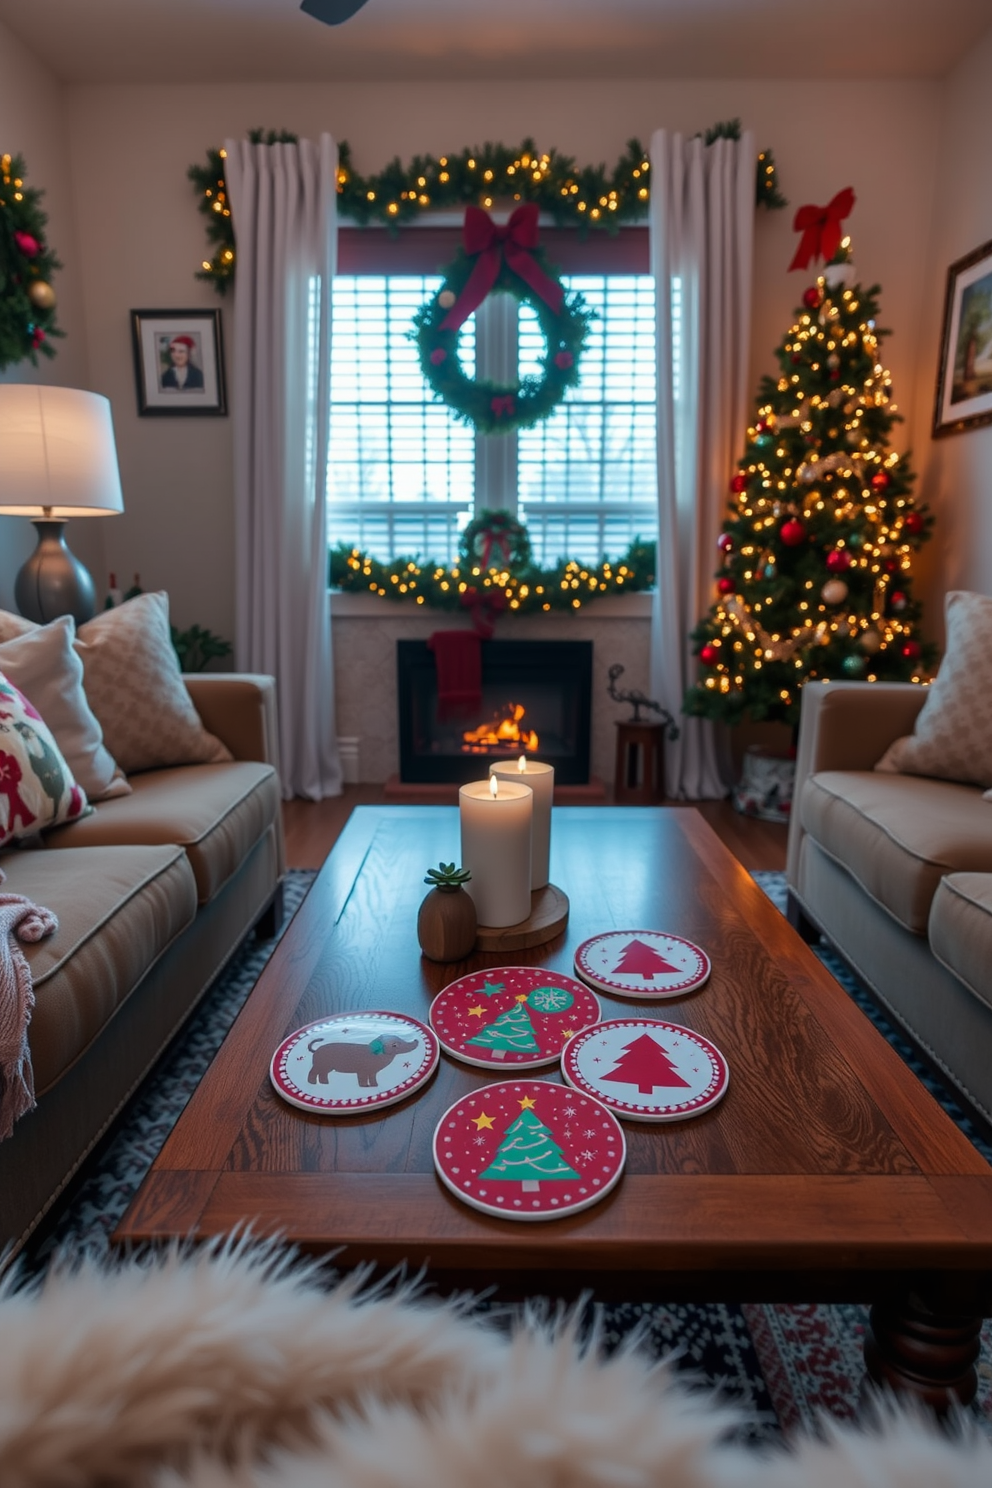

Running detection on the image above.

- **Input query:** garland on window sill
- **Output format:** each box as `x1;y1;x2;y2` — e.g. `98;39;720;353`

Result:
190;124;784;293
329;539;656;615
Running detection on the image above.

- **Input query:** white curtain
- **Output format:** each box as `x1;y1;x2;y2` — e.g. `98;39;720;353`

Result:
224;133;342;800
649;130;755;799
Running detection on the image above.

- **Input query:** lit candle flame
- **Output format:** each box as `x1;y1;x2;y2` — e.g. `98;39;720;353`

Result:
517;755;526;772
490;775;499;799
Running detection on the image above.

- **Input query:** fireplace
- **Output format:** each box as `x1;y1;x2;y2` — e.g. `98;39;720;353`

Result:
397;639;592;785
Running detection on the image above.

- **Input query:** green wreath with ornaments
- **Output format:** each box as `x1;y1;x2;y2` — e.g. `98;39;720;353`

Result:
0;152;62;371
412;204;592;435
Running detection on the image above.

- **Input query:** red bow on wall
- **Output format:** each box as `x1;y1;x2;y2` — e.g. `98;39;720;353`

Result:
789;187;856;271
440;204;564;332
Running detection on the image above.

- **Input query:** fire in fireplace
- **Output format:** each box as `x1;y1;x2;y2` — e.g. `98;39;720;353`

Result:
397;639;592;785
462;703;539;755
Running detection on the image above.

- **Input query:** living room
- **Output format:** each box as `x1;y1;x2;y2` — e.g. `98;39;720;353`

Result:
2;2;992;1479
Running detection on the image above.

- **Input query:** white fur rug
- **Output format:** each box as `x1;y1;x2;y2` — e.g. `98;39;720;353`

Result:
0;1235;989;1488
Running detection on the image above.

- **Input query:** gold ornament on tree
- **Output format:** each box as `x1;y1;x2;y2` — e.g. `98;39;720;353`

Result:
27;281;56;310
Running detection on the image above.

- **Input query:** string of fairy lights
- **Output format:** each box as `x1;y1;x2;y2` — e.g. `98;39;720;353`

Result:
189;127;785;291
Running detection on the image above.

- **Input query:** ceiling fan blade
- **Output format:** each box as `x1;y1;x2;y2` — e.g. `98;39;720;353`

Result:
300;0;370;23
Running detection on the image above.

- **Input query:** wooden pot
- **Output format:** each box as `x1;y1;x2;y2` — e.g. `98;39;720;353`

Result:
417;885;477;963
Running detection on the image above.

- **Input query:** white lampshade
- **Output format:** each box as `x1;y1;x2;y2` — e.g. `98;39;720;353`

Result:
0;384;124;518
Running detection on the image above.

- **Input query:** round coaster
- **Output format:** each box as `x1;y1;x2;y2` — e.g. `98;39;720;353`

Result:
573;930;711;999
429;967;600;1071
433;1079;625;1221
562;1018;728;1122
270;1011;439;1115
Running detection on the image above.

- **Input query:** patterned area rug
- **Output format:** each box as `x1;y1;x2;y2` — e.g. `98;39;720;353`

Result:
22;866;992;1443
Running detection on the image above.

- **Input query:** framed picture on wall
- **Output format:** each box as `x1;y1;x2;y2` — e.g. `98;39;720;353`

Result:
933;238;992;438
131;308;227;416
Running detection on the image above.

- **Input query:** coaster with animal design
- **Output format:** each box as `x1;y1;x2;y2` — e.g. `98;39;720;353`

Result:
270;1011;439;1114
433;1079;625;1221
573;930;711;999
562;1018;729;1122
429;967;600;1071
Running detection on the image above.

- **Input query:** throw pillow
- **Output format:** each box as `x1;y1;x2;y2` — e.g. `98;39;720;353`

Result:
0;609;38;643
0;671;88;846
73;592;232;774
0;617;130;801
875;590;992;788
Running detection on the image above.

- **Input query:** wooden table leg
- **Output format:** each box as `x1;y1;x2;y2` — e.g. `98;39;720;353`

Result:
864;1279;990;1413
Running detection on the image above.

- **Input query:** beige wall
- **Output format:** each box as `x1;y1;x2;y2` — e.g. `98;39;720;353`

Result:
0;18;104;607
62;75;943;645
912;23;992;635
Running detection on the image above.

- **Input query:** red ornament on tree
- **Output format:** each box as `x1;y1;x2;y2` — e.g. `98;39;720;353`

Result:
699;644;720;667
553;350;573;370
13;230;40;257
871;471;891;493
904;511;924;535
716;576;735;595
890;590;907;612
884;557;899;574
430;348;447;365
826;548;852;573
730;473;748;494
901;640;921;659
717;533;734;553
802;286;821;310
780;518;807;547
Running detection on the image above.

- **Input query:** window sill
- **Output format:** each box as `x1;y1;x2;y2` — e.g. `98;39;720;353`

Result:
329;590;654;620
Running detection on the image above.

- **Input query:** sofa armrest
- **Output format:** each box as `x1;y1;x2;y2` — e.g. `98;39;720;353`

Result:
786;681;927;886
183;674;281;772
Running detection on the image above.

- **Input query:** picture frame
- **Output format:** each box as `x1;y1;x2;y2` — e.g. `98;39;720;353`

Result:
131;308;227;416
933;238;992;438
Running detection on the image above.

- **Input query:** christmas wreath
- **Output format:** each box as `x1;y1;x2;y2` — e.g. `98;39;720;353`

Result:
459;509;531;571
412;204;593;435
0;153;62;370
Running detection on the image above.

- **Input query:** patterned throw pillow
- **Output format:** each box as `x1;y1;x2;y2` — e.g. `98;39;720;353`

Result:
0;671;88;847
0;617;130;801
72;592;232;774
875;591;992;789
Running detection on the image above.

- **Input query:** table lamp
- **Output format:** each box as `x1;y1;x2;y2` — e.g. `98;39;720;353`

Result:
0;384;124;625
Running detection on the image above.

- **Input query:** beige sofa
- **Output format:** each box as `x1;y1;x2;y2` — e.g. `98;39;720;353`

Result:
786;681;992;1127
0;674;284;1260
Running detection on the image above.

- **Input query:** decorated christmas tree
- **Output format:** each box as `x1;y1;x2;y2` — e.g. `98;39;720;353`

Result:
468;1000;540;1054
684;191;934;729
479;1107;579;1185
603;1033;691;1095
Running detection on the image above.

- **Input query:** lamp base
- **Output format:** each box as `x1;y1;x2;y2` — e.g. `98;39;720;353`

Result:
14;520;97;625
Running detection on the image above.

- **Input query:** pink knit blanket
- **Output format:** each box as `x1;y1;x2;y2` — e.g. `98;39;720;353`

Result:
0;870;57;1141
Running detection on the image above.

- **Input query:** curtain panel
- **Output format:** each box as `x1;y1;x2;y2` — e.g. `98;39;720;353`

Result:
649;129;755;799
224;133;342;800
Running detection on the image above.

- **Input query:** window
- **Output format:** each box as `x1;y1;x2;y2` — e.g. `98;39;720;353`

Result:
327;228;659;566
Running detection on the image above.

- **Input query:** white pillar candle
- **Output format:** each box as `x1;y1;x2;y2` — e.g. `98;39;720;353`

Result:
489;757;554;890
459;776;533;928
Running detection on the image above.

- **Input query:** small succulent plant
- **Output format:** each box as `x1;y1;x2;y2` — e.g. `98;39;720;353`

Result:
423;861;472;889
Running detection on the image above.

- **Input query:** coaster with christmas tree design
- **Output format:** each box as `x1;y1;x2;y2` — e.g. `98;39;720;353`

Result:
433;1079;625;1221
270;1011;439;1115
573;930;711;999
562;1018;729;1122
429;967;600;1070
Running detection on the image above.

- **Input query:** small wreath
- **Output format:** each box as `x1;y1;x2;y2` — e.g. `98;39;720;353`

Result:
412;205;593;436
458;508;532;572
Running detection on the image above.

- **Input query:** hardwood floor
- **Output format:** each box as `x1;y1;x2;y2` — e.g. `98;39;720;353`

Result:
282;787;788;874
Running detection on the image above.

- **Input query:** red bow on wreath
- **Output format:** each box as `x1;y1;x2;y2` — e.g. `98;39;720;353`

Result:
440;204;564;332
789;187;856;271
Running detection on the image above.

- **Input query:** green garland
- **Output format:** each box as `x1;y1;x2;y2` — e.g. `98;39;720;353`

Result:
0;152;63;370
190;128;785;293
413;239;592;435
329;537;656;614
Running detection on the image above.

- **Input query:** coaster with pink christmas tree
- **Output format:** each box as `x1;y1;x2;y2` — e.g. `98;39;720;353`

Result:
573;930;710;999
562;1018;729;1122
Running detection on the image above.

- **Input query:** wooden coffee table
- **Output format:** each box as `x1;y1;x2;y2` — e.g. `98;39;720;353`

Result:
115;806;992;1408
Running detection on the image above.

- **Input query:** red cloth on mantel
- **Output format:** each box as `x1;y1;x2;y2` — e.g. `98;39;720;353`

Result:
428;630;482;720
